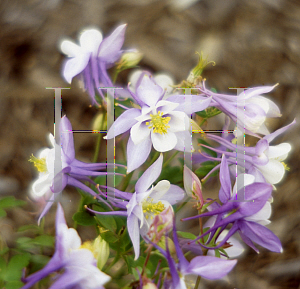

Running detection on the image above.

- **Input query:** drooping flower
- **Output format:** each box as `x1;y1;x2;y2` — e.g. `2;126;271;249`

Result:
198;82;281;136
20;203;111;289
147;217;237;289
196;119;295;186
60;24;127;104
105;71;212;172
29;115;120;223
183;155;282;253
85;154;185;260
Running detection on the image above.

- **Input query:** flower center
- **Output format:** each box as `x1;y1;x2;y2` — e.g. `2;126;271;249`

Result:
28;154;47;173
281;161;290;171
146;111;171;135
142;199;166;220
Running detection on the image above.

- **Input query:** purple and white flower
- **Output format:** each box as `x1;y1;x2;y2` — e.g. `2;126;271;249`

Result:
106;71;211;172
86;154;185;260
21;203;111;289
147;217;237;289
29;116;119;222
60;24;127;104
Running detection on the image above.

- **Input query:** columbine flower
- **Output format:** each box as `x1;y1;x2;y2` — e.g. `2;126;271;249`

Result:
147;217;237;289
197;120;295;185
20;203;111;289
198;82;281;136
29;115;119;222
183;155;282;253
85;154;185;260
106;71;211;172
60;24;127;104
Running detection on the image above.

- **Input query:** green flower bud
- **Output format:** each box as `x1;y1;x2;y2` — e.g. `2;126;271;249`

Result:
116;50;143;71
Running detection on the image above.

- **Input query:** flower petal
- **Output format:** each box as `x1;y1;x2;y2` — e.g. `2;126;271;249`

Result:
127;135;152;173
135;153;163;194
136;73;164;107
148;180;170;201
79;29;103;54
159;184;185;205
187;256;237;279
256;160;285;184
105;108;141;139
62;54;90;83
267;143;292;161
61;116;75;162
167;111;188;132
60;40;82;57
127;213;140;260
98;24;127;63
151;131;177;152
130;121;151;145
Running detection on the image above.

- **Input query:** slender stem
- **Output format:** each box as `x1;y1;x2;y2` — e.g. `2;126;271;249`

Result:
163;151;179;168
120;171;134;192
104;254;119;273
93;133;102;163
194;276;201;289
199;118;206;127
175;201;188;213
141;245;153;276
149;151;160;166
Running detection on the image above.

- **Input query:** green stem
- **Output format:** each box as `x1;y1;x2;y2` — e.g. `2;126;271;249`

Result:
175;200;188;213
104;254;120;273
120;171;134;192
199;118;206;127
93;133;102;163
163;151;179;168
149;151;160;166
194;276;201;289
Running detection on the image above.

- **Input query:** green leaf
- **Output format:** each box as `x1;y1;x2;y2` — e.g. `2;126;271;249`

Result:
100;231;118;244
17;224;40;233
72;211;97;226
195;161;219;178
0;247;9;256
16;237;35;250
177;231;197;240
32;235;54;247
0;197;26;209
30;255;50;271
5;254;30;281
96;213;117;233
214;249;220;258
0;255;6;279
157;166;183;184
5;280;24;289
0;209;6;218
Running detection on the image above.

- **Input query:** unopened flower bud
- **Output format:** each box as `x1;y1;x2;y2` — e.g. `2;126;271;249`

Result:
117;50;143;71
184;165;204;208
80;235;109;270
92;112;106;131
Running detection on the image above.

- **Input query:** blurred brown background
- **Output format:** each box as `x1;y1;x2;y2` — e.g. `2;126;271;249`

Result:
0;0;300;288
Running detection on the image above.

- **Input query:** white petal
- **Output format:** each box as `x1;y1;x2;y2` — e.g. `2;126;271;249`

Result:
149;180;170;201
32;174;52;197
129;69;143;90
60;40;82;57
173;131;194;152
155;100;179;114
79;29;103;54
256;160;285;184
130;122;151;145
63;55;90;83
232;174;255;196
151;131;177;152
245;201;271;222
267;143;292;161
154;73;174;96
167;111;188;133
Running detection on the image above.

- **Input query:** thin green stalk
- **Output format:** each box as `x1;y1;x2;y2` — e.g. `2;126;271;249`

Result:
104;254;120;273
93;133;102;163
194;275;201;289
120;171;134;192
163;151;179;168
149;151;160;166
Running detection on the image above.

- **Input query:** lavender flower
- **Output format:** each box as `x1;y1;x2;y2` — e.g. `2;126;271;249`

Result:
60;24;127;104
29;115;118;222
147;217;237;289
197;119;295;185
183;155;282;253
86;154;185;260
20;203;110;289
198;82;281;136
105;71;211;172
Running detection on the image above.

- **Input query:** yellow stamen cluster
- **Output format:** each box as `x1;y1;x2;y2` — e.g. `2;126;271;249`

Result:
28;154;47;173
281;161;290;171
142;200;165;220
146;111;171;135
